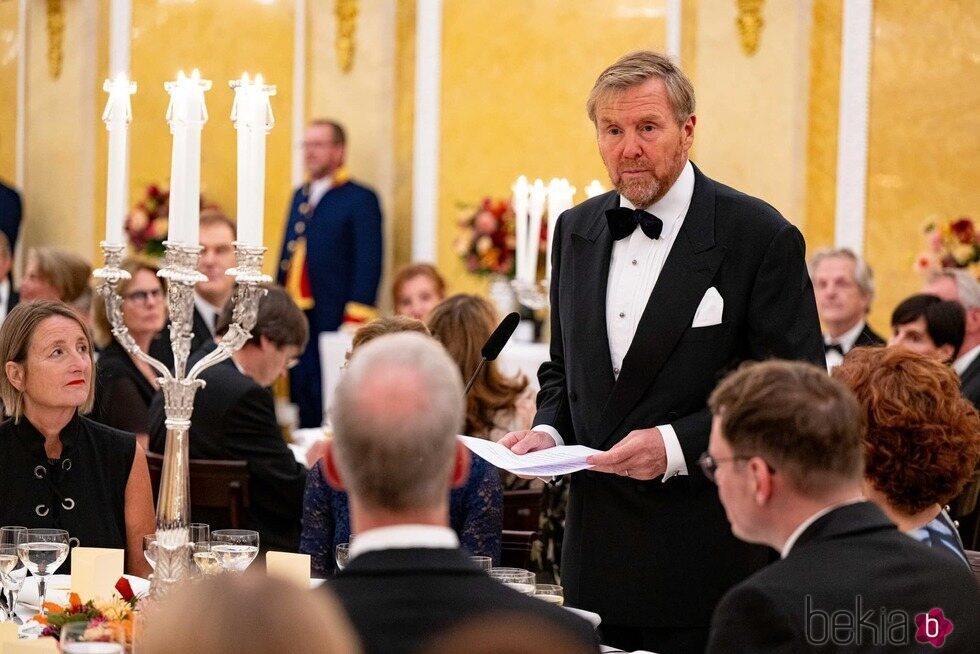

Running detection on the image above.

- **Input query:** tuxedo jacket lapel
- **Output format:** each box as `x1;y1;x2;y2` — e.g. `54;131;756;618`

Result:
597;169;726;447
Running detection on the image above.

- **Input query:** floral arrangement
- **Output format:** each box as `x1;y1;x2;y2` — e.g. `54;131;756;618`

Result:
34;577;142;642
126;184;219;258
453;197;531;277
915;215;980;279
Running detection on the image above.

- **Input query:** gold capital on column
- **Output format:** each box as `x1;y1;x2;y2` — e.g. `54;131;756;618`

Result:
46;0;65;78
335;0;358;73
736;0;765;56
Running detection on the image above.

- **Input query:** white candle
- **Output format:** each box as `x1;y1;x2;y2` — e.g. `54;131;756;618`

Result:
101;74;136;247
511;176;529;281
545;179;561;281
232;73;252;245
231;73;276;248
164;69;211;246
585;179;605;199
526;179;547;283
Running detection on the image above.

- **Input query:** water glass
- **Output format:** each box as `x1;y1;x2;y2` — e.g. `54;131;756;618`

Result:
534;583;564;606
211;529;259;574
192;542;221;577
489;567;535;594
186;523;210;578
16;528;69;615
469;556;492;572
60;621;125;653
142;535;158;571
334;543;350;571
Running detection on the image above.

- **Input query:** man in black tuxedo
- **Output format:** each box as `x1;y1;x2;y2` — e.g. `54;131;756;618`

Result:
810;247;885;370
0;180;22;256
323;333;598;654
925;269;980;407
147;285;309;551
705;361;980;653
501;51;824;652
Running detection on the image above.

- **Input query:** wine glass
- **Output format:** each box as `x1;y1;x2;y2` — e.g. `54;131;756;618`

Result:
142;535;158;571
210;530;259;574
534;583;564;605
60;621;125;653
334;543;350;572
16;528;70;615
488;567;535;594
0;526;27;623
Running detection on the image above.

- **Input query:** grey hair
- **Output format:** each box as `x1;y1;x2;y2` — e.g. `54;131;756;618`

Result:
928;269;980;310
330;332;464;512
809;248;875;306
586;50;695;125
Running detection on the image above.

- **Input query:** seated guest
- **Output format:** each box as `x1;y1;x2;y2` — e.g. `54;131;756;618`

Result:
833;347;980;566
704;361;980;653
142;574;361;654
924;269;980;407
19;246;91;309
148;285;309;551
0;301;154;575
391;262;446;321
301;315;502;577
888;293;964;363
323;333;598;654
809;248;883;370
91;258;167;448
0;233;17;325
427;294;535;442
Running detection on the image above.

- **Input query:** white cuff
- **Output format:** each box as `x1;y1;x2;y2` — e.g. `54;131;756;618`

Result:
659;424;688;482
532;424;564;447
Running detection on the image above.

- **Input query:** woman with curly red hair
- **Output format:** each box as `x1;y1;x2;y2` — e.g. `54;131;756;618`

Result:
833;346;980;566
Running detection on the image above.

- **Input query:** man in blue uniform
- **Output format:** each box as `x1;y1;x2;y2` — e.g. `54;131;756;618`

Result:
277;120;383;427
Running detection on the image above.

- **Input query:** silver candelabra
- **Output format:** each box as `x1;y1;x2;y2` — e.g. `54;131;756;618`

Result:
94;240;270;597
511;278;550;311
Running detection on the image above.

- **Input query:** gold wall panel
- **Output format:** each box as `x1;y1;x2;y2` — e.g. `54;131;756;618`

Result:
0;2;18;185
439;0;666;294
803;0;841;257
392;0;416;272
864;0;980;332
129;0;295;275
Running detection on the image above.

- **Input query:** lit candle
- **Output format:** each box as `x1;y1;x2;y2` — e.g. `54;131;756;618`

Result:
101;74;137;247
511;176;529;281
164;69;211;246
232;73;252;245
585;179;605;199
526;179;547;283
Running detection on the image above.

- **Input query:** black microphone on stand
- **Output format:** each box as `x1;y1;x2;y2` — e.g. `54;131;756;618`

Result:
463;311;521;395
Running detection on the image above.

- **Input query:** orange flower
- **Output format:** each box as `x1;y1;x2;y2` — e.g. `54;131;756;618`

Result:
69;592;83;610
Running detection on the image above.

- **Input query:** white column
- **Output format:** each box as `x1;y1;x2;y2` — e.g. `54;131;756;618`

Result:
666;0;682;65
412;0;442;263
291;0;307;187
834;0;874;253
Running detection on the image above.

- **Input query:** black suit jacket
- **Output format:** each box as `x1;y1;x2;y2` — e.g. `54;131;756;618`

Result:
0;181;22;252
959;352;980;409
537;164;825;628
147;343;307;550
707;502;980;653
329;547;599;654
853;322;886;348
4;288;18;318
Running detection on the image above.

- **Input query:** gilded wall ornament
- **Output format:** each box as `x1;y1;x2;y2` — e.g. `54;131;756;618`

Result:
335;0;358;73
736;0;765;56
47;0;65;78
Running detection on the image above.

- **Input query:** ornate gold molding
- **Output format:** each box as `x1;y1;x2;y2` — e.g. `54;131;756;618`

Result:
335;0;358;73
47;0;64;79
736;0;765;56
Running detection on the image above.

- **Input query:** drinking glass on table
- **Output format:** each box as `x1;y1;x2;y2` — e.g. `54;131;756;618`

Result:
186;523;210;578
60;621;125;653
488;567;535;594
1;527;27;623
16;528;69;615
192;541;221;577
211;530;259;574
469;556;492;572
334;543;350;572
534;583;564;605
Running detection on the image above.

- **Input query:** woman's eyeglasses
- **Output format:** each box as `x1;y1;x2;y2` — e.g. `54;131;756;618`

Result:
123;288;164;303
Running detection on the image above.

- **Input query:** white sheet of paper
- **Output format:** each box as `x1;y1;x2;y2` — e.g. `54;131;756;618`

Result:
266;551;311;588
458;435;600;476
4;639;59;653
70;547;125;601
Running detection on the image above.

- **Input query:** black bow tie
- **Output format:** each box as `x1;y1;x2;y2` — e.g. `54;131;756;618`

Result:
825;342;845;357
605;207;664;241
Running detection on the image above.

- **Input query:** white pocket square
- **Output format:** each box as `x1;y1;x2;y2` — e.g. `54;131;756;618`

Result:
692;287;724;327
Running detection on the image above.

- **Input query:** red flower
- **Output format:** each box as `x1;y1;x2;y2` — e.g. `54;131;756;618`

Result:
114;577;135;602
950;217;975;244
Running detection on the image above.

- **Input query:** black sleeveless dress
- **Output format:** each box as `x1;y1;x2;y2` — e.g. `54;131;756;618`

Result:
0;413;136;572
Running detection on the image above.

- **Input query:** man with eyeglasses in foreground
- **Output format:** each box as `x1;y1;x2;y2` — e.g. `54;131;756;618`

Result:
703;360;979;653
147;285;312;551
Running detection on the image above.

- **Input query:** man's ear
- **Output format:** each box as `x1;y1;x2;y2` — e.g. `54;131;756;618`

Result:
323;442;346;491
450;441;470;490
748;457;773;506
5;361;24;392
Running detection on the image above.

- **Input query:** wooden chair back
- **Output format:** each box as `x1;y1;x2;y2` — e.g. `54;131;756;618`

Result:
146;451;250;529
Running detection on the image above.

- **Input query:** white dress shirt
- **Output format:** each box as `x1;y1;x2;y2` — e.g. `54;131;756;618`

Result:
193;293;222;336
535;161;696;481
0;278;10;325
308;176;332;208
348;524;460;562
954;344;980;376
823;319;867;371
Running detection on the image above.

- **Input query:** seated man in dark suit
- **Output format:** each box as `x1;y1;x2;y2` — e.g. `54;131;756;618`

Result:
925;269;980;407
148;285;310;551
704;361;979;653
322;332;598;654
0;232;17;325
